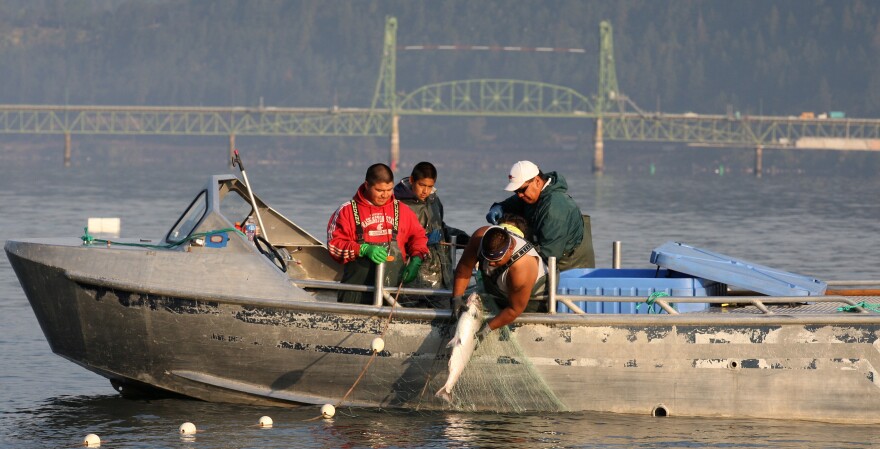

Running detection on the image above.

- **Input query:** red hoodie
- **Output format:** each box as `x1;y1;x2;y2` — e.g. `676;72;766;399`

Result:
327;184;429;264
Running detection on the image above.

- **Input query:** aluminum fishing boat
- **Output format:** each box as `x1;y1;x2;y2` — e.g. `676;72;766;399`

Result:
6;174;880;423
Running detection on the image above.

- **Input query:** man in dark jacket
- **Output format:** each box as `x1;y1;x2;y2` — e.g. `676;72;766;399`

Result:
394;162;469;298
485;160;594;271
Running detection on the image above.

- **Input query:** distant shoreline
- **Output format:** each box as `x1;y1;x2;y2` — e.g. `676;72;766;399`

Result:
1;136;877;176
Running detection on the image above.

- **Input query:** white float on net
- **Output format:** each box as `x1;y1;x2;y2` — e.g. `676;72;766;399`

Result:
179;422;197;435
82;433;101;447
371;337;385;353
258;415;273;428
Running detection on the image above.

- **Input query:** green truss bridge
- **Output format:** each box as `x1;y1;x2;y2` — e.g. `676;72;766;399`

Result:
2;17;879;174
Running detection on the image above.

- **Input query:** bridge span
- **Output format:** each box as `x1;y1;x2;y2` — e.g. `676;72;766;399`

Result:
2;16;879;174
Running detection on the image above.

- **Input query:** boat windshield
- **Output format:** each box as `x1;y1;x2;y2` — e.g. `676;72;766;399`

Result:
218;188;254;228
165;190;208;244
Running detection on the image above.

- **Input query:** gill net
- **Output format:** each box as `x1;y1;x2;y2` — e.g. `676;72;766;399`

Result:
408;293;568;413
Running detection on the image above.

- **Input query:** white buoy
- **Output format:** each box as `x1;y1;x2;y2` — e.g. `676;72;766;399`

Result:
179;422;197;435
82;433;101;447
258;415;273;428
371;337;385;353
321;403;336;419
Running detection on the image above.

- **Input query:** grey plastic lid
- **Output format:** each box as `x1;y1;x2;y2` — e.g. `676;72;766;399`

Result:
650;241;827;296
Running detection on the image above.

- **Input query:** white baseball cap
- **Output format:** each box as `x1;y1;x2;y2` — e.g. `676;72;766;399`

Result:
504;161;540;191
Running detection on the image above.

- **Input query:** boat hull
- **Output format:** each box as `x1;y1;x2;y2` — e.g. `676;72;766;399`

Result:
8;239;880;423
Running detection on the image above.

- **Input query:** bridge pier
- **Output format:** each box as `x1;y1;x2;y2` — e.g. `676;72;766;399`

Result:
755;144;763;178
592;118;604;174
64;132;71;167
390;114;400;171
229;133;236;168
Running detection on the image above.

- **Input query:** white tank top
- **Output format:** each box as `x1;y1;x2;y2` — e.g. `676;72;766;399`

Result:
482;233;548;296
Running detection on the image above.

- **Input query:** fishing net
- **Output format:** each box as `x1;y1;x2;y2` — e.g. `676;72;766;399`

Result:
411;293;568;413
396;250;453;309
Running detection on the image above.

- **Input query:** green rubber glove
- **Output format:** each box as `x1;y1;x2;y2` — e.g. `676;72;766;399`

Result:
359;244;388;264
401;256;423;284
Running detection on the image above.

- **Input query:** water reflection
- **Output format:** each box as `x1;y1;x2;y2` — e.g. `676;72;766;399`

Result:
4;386;880;448
3;155;880;448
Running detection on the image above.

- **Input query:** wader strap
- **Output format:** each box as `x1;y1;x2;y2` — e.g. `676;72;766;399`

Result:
350;200;364;243
350;199;399;244
480;241;547;300
480;241;535;293
501;242;534;270
392;199;399;241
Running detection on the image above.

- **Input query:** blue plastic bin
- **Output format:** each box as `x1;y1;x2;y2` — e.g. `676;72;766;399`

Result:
650;241;827;297
556;268;724;314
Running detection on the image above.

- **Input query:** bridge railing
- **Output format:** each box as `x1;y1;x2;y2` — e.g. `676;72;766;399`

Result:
0;105;391;137
602;113;880;147
396;79;596;117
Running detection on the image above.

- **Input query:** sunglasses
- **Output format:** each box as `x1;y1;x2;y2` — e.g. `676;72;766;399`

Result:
481;235;513;262
514;178;534;194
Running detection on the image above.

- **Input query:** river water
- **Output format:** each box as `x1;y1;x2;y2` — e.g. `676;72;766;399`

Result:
2;144;879;448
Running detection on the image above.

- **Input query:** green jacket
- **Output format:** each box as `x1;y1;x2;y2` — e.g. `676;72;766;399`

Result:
497;171;584;263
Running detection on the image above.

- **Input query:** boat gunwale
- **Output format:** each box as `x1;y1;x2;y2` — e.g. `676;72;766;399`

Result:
65;270;880;327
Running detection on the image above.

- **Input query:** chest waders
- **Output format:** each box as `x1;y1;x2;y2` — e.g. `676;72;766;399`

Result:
479;240;548;313
557;214;596;271
337;200;406;304
403;196;446;290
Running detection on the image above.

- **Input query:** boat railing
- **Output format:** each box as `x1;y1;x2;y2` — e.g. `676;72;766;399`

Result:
292;256;879;315
291;275;452;307
552;294;877;315
827;280;880;286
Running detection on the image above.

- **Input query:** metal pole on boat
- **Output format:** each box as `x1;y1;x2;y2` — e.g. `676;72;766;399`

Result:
548;256;557;314
612;241;622;268
228;134;236;169
231;149;270;241
374;262;386;306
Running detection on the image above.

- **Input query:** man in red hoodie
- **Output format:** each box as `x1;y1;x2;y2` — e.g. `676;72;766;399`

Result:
328;163;429;304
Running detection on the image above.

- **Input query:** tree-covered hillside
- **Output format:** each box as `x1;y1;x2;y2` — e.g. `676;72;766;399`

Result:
1;0;878;150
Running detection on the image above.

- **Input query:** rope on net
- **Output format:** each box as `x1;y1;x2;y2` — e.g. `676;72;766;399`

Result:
637;291;670;314
837;301;880;313
435;293;568;413
80;227;244;249
304;268;408;421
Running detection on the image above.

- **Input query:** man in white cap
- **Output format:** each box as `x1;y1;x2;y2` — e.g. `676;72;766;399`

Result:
485;161;594;271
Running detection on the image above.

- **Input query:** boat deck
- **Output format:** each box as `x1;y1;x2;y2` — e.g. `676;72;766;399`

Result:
695;298;880;315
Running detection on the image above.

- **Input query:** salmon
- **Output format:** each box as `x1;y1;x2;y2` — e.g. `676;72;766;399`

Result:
435;292;484;403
